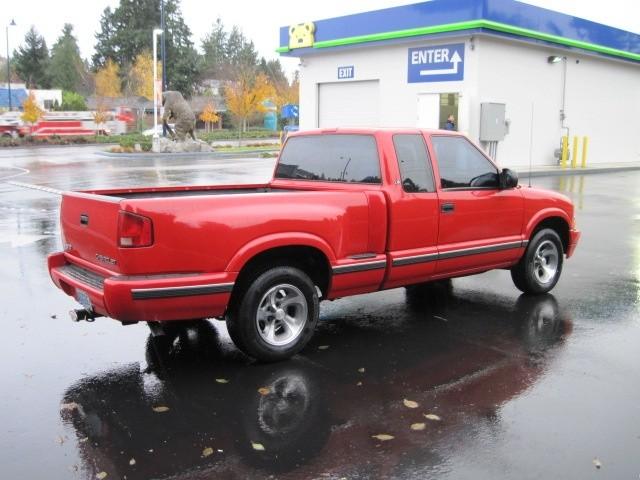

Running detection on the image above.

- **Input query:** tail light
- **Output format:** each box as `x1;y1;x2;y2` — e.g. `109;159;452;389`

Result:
118;211;153;247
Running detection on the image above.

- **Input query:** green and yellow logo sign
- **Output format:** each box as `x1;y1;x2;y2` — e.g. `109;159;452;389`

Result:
288;22;315;49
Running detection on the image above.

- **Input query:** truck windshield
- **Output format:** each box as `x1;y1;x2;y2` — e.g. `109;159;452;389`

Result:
275;134;381;184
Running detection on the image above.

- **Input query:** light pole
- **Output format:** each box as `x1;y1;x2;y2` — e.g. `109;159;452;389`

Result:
160;0;167;136
152;28;163;148
6;19;16;111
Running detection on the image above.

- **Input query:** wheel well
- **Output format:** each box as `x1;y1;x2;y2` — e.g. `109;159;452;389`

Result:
229;246;331;307
531;217;570;253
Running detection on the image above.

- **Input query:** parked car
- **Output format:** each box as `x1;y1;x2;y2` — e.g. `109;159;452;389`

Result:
47;128;580;361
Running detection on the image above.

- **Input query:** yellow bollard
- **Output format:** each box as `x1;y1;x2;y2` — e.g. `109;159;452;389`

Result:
571;136;579;169
560;136;568;169
581;136;589;168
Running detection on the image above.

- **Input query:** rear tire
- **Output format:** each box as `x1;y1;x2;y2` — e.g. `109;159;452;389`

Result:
226;266;319;362
511;228;563;294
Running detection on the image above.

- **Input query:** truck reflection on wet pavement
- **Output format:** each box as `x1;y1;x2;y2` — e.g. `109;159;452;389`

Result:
61;289;570;480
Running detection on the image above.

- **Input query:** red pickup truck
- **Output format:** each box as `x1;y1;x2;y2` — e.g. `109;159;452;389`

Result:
48;128;580;361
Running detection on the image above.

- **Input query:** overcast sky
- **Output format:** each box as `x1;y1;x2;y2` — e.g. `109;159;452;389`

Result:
2;0;639;78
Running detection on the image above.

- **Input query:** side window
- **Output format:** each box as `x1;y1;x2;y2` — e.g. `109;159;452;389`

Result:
431;136;499;189
393;134;435;193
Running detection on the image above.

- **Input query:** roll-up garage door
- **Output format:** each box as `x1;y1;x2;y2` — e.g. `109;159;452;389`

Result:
318;80;380;128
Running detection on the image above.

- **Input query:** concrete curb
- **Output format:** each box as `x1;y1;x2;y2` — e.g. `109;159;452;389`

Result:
518;165;640;178
95;148;278;160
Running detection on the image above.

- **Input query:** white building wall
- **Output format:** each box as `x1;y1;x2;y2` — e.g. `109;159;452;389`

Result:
298;34;640;168
474;36;638;167
299;35;476;132
32;89;63;110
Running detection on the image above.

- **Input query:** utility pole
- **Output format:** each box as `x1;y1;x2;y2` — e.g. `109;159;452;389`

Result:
160;0;167;136
6;20;16;111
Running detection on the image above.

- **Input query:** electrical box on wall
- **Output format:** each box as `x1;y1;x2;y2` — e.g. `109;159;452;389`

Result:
479;103;507;141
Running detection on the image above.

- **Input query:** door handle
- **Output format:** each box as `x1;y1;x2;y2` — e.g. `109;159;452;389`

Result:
441;202;455;213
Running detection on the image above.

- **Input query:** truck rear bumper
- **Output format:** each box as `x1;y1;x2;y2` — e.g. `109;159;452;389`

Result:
48;252;236;322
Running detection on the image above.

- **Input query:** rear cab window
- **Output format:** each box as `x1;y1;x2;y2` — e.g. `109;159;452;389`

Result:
431;136;499;189
275;134;381;184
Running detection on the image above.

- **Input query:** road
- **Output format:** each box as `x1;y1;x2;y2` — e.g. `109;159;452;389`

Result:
0;145;638;480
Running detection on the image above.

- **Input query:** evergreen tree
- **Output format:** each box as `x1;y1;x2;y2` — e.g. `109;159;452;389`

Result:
259;58;288;88
200;20;259;81
13;26;51;89
200;18;227;78
226;26;257;71
93;0;199;96
49;24;86;92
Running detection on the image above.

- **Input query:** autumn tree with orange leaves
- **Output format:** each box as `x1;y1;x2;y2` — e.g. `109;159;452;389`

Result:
272;74;299;115
128;51;162;100
21;91;45;134
199;102;220;132
95;59;121;98
224;70;274;143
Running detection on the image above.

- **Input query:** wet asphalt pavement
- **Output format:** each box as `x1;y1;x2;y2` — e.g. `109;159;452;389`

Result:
0;145;639;480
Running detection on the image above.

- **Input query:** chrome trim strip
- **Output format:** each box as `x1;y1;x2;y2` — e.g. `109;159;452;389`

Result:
131;282;234;300
438;241;524;260
392;240;527;266
392;253;438;267
332;260;387;275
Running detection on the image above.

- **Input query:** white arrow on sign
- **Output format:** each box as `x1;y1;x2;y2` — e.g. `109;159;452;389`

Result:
420;50;462;76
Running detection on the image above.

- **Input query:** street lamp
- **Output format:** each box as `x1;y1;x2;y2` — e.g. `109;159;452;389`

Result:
6;19;16;111
152;28;163;147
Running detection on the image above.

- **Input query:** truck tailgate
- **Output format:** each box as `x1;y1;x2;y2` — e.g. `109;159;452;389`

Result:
61;192;122;273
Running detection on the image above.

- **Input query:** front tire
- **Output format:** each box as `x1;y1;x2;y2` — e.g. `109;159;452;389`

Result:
511;228;563;294
227;267;319;362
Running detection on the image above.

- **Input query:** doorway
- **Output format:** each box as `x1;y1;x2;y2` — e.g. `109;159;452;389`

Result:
416;92;459;130
439;93;459;129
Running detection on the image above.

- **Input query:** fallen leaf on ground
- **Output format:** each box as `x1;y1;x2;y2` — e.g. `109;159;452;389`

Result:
403;399;419;409
202;447;213;457
593;458;602;469
411;423;426;431
96;472;108;479
424;413;441;421
358;367;365;373
60;402;80;412
318;345;330;350
129;458;136;465
371;434;394;441
152;406;170;413
251;442;265;451
215;378;229;384
257;387;270;395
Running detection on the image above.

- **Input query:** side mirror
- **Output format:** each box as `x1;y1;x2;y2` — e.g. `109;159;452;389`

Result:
499;168;518;189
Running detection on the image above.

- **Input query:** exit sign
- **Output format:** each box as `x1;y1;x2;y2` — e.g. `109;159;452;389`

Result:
337;66;354;79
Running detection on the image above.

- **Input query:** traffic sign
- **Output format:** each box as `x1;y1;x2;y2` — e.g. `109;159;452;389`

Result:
282;104;299;119
407;43;465;83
